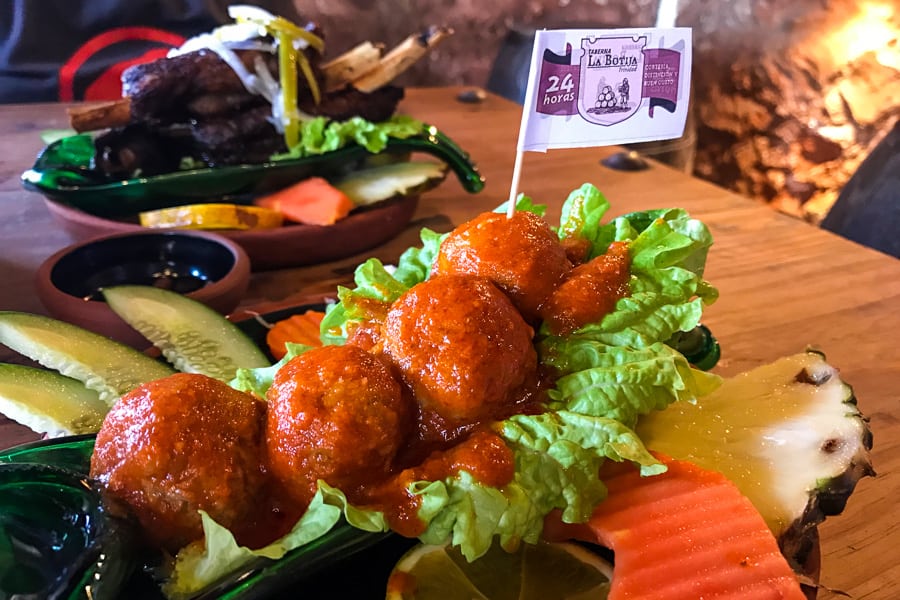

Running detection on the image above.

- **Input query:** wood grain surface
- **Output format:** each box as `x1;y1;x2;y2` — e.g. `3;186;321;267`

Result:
0;88;897;598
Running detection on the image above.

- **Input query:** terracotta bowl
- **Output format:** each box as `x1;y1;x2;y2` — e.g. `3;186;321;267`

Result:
35;230;251;348
42;195;420;271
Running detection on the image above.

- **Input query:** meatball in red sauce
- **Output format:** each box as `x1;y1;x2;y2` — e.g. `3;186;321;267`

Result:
90;373;267;553
433;211;572;321
383;275;538;442
541;241;632;336
266;344;411;506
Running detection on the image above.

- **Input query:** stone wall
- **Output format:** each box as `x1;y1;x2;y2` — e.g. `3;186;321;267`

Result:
684;1;900;222
297;0;900;222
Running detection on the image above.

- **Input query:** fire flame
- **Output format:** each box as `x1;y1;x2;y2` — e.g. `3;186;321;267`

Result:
831;2;899;68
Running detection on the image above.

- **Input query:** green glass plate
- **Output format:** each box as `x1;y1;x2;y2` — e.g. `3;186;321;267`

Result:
21;125;485;219
0;305;412;600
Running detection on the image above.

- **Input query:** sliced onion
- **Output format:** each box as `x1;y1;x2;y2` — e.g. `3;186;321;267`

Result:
228;4;324;52
227;40;276;52
170;23;259;56
253;56;279;104
167;6;325;150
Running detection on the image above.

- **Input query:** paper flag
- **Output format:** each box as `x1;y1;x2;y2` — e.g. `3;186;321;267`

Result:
516;27;693;152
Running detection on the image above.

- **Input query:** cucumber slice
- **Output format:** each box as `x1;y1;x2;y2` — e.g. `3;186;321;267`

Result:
334;161;448;207
102;285;270;381
0;363;107;437
0;312;174;405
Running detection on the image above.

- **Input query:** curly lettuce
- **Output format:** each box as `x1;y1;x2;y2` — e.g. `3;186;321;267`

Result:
271;115;425;160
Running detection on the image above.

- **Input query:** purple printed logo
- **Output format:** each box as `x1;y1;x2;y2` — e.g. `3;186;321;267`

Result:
577;36;646;126
533;34;683;125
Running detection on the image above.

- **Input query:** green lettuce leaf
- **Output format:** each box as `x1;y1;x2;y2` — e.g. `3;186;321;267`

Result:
492;193;548;218
319;227;446;346
272;115;424;160
164;491;343;599
229;342;310;398
164;481;392;599
540;202;718;350
541;342;722;428
411;410;663;561
557;183;611;247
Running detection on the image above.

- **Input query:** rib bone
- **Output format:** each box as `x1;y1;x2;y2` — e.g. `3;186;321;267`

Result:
351;27;453;93
321;41;385;92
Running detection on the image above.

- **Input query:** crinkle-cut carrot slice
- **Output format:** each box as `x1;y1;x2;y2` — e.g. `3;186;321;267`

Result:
543;454;806;600
266;310;325;359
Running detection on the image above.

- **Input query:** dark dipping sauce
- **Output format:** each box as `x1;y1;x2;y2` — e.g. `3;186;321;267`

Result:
48;233;233;303
81;263;211;301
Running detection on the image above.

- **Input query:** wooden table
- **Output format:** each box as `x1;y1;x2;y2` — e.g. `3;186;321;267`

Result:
0;87;897;598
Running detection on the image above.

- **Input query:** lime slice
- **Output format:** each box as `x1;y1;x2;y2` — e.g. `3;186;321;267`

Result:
139;203;284;230
386;540;612;600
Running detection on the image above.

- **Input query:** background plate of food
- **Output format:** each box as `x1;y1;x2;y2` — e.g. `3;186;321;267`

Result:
20;6;483;270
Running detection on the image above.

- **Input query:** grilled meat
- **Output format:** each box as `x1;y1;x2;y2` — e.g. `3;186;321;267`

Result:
302;84;404;123
72;14;449;179
94;124;191;178
91;39;408;177
121;48;321;123
93;84;405;175
186;92;263;118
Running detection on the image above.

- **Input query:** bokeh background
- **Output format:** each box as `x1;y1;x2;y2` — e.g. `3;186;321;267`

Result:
297;0;899;223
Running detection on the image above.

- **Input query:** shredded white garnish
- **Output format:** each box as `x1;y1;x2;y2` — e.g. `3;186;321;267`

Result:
270;88;286;132
229;5;312;50
228;5;277;24
253;55;279;104
166;5;318;142
169;23;262;56
226;40;276;52
168;24;269;98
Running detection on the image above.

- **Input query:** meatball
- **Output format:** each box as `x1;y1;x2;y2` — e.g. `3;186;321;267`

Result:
266;345;411;506
433;210;572;321
383;275;537;435
541;241;632;336
90;373;266;552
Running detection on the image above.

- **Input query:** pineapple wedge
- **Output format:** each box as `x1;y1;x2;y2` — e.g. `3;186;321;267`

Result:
636;351;874;562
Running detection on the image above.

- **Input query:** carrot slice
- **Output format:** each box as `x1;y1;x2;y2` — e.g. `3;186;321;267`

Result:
266;310;325;359
543;454;806;600
254;177;355;225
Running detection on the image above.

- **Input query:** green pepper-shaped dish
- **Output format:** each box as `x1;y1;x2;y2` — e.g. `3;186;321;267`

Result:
21;124;485;219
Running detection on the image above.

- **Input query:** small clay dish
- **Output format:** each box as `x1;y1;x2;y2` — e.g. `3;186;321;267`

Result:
35;230;250;348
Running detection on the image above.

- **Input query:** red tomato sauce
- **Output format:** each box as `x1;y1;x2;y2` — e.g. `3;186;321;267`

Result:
541;241;632;336
357;429;516;538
